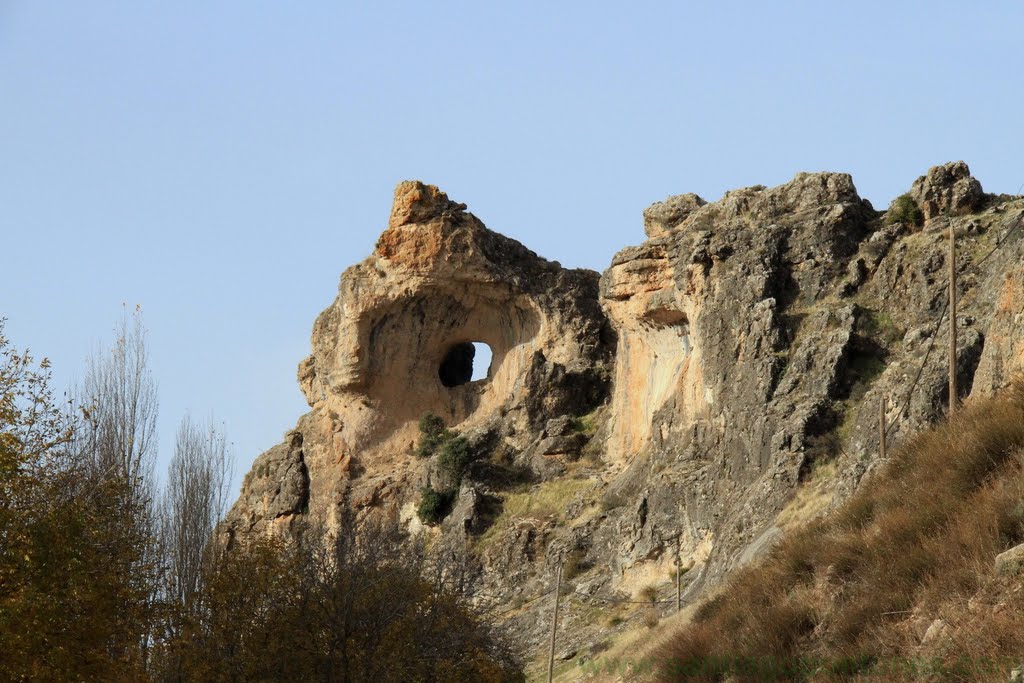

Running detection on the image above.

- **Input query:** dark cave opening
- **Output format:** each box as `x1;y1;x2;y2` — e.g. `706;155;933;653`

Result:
439;341;492;387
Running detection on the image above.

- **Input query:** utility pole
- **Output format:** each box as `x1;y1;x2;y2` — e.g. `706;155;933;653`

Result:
949;224;958;416
675;534;682;613
547;562;562;683
879;396;887;460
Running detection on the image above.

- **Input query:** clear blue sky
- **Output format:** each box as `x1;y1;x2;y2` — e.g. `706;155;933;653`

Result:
2;2;1021;493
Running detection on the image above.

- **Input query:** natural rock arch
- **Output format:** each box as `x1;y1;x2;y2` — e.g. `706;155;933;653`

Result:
438;341;493;387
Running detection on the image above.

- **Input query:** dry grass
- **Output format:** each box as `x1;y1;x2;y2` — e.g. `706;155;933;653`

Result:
540;605;700;683
473;477;598;552
657;385;1024;682
775;460;838;530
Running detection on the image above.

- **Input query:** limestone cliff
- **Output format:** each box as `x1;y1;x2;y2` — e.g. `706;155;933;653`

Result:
225;180;613;544
225;164;1024;664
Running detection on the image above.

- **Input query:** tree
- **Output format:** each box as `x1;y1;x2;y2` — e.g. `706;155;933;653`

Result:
0;319;74;676
74;306;159;501
162;415;233;605
157;413;234;680
67;308;162;671
158;516;524;682
0;319;152;679
3;315;522;681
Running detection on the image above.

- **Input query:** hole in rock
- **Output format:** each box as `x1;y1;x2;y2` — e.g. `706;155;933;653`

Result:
439;341;493;388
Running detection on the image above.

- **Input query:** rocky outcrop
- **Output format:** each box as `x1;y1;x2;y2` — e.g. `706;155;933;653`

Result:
227;430;309;539
995;543;1024;575
225;180;613;540
908;160;985;221
225;163;1024;664
973;248;1024;395
642;192;706;239
590;172;885;601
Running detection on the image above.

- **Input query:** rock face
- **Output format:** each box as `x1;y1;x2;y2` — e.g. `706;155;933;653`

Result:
908;161;985;221
225;180;613;540
225;163;1024;664
596;173;879;595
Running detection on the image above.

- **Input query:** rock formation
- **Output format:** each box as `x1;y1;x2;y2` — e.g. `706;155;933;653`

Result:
225;163;1024;665
226;180;613;543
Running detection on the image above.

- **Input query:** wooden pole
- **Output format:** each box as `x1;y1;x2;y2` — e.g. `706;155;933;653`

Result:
949;225;958;415
879;396;887;460
547;562;562;683
675;534;682;613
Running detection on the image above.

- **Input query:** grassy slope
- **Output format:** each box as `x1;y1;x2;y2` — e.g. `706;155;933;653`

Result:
657;385;1024;682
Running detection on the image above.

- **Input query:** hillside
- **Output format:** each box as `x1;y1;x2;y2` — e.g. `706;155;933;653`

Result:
658;385;1024;682
223;162;1024;673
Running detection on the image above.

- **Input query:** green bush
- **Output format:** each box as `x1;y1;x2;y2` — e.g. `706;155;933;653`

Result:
415;413;453;458
417;486;455;525
419;413;445;440
438;436;478;483
886;193;924;228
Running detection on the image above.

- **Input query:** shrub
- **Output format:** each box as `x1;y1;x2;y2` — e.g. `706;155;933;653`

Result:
638;584;659;603
886;193;924;228
418;413;445;440
571;412;599;436
415;414;481;487
156;518;524;681
859;307;905;348
438;435;477;483
415;413;451;457
417;485;455;525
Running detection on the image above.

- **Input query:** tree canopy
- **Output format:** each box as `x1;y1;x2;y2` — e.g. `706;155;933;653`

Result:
0;319;522;682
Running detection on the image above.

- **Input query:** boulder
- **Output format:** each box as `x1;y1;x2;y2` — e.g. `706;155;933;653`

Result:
908;161;985;221
995;542;1024;575
643;192;706;238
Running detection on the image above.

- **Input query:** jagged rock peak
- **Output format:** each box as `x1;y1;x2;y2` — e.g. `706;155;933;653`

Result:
375;180;573;282
643;192;706;238
387;180;468;229
906;160;985;221
642;171;871;240
228;178;613;541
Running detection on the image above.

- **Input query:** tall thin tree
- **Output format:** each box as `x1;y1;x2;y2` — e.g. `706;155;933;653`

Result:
70;307;162;667
162;414;233;609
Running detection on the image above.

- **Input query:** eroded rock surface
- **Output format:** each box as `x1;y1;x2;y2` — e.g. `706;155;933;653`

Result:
225;180;613;540
909;160;985;221
225;164;1024;665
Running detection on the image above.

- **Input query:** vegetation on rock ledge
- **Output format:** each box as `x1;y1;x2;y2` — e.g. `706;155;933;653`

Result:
414;413;483;524
886;193;925;228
